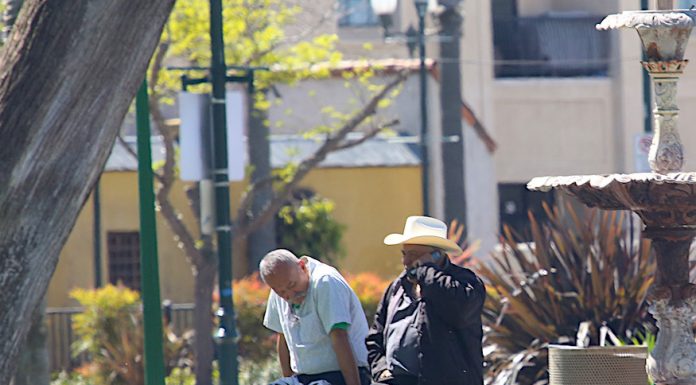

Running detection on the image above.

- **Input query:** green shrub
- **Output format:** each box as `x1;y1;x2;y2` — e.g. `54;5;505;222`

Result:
345;272;390;324
276;195;345;265
51;371;91;385
478;205;655;385
53;359;278;385
239;357;282;385
70;285;190;385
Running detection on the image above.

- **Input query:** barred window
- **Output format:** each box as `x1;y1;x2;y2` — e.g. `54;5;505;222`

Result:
107;231;141;291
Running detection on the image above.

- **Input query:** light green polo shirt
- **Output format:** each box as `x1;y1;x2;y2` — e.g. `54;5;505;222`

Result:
263;256;369;375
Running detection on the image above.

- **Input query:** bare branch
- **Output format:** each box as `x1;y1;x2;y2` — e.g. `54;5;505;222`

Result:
235;174;281;225
235;71;408;238
146;38;204;268
115;134;165;184
116;134;138;160
332;119;399;151
148;40;170;106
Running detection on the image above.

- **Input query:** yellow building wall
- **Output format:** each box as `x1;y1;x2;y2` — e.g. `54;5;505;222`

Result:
47;166;421;307
299;167;423;276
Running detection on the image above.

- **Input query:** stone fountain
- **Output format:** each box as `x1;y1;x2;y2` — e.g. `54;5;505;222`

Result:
528;2;696;384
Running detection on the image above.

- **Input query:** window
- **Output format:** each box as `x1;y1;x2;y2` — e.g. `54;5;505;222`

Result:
499;183;554;242
107;231;141;291
338;0;379;27
492;7;610;78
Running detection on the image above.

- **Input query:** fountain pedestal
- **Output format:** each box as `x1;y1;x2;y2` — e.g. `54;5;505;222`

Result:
529;8;696;385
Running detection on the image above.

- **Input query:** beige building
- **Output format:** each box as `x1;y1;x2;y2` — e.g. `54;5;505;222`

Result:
276;0;696;255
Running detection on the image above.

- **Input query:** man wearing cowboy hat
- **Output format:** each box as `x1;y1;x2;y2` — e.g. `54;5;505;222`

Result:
366;216;485;385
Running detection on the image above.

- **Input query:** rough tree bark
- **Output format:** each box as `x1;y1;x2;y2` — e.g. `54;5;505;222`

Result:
186;186;216;385
245;96;276;271
3;2;51;384
10;300;49;385
0;0;175;382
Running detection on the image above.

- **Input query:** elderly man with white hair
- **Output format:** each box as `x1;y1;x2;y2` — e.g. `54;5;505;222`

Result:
261;249;371;385
367;216;486;385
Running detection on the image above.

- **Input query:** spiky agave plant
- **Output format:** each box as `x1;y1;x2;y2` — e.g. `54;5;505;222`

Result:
477;203;655;385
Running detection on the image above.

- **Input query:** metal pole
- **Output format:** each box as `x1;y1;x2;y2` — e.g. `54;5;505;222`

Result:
135;80;166;385
93;179;102;287
416;1;430;215
209;0;239;383
438;5;467;237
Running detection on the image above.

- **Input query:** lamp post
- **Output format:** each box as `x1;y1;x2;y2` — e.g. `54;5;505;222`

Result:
371;0;432;215
209;0;239;384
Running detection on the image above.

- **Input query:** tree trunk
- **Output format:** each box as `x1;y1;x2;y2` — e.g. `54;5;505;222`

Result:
438;6;467;236
193;251;216;385
183;184;217;385
4;2;50;385
10;299;49;385
246;93;276;273
0;0;175;381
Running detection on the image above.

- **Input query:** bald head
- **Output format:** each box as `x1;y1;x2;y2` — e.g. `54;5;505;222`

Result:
259;249;299;282
259;249;311;304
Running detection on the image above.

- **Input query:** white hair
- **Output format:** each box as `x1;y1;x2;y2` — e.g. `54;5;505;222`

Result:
259;249;299;283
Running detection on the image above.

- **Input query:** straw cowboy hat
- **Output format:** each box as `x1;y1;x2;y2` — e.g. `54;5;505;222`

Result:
384;216;463;255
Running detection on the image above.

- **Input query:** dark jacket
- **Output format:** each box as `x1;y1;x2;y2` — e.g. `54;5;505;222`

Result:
366;258;485;385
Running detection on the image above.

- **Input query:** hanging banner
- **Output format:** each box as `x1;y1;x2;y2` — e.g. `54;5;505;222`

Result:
178;92;209;181
178;90;248;181
226;89;247;182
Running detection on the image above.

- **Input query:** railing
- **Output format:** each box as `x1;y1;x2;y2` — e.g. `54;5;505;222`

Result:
46;307;87;374
493;14;610;78
46;303;195;373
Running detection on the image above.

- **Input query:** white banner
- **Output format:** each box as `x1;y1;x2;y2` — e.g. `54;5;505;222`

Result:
178;92;209;181
226;89;247;182
178;90;248;181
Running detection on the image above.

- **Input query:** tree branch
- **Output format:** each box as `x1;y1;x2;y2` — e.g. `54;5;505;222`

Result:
249;8;336;64
147;39;204;269
115;134;166;184
235;174;281;224
235;71;408;238
332;118;399;151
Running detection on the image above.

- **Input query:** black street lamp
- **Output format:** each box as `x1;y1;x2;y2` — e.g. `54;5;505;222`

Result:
371;0;434;215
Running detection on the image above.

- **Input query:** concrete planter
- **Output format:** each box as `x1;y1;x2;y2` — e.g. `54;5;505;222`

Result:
548;345;648;385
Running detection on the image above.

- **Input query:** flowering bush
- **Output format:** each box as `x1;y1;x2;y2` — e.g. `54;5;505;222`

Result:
230;273;275;361
70;285;190;385
345;272;390;324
